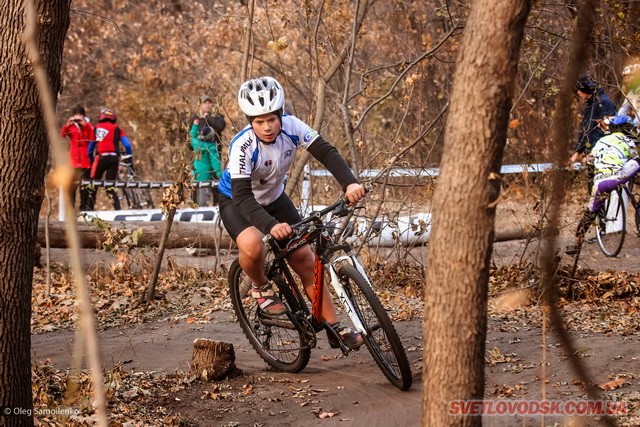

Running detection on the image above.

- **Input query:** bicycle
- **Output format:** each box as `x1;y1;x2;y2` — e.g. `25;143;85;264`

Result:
117;154;154;210
593;179;640;257
228;198;413;390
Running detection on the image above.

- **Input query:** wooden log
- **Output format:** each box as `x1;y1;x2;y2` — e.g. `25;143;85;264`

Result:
190;338;239;381
493;226;540;243
36;220;232;249
37;218;539;249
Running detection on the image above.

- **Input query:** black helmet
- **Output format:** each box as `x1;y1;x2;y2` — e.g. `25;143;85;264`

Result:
576;75;597;95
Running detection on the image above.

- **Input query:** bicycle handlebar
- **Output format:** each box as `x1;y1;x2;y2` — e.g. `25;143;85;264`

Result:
262;197;353;244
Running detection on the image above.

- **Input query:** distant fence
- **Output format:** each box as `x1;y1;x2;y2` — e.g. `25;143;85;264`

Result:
61;163;563;247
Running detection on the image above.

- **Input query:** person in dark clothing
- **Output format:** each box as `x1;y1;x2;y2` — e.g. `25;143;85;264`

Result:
570;75;617;191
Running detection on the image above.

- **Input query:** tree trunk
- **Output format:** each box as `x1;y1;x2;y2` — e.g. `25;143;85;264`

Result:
422;0;532;425
37;220;232;249
0;2;70;425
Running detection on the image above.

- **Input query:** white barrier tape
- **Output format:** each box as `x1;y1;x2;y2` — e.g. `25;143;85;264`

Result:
80;206;220;223
80;180;218;189
310;162;582;178
79;163;582;189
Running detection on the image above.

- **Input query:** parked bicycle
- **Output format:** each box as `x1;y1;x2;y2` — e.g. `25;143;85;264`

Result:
117;154;154;210
595;177;640;257
228;198;413;390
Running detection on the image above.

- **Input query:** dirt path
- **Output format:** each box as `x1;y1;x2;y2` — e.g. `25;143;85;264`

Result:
31;303;640;426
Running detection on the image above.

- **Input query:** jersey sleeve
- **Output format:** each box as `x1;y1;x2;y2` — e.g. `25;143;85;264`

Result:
227;133;255;179
286;115;319;149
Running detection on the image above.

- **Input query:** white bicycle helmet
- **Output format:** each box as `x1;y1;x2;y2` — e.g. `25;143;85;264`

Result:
237;76;285;117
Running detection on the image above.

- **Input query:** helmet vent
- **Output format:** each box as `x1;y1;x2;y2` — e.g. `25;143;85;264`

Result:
237;76;285;117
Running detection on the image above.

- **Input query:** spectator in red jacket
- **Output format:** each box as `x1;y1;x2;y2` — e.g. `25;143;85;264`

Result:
60;106;95;211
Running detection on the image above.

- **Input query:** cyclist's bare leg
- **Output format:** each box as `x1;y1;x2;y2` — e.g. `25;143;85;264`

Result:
287;246;340;324
235;226;268;285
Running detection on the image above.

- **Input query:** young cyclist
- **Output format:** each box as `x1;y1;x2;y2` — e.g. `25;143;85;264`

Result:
566;115;640;255
217;76;367;349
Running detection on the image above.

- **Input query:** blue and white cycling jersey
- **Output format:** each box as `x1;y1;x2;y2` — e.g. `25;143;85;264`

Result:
218;114;319;205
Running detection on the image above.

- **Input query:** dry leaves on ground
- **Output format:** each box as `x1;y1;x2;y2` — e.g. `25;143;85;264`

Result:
31;254;231;334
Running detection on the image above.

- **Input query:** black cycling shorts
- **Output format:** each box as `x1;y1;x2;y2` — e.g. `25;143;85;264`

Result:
219;191;302;241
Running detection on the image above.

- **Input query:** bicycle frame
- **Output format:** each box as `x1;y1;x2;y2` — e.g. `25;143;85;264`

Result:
263;201;368;343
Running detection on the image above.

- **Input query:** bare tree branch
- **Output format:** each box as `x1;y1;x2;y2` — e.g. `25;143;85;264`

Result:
286;0;371;194
240;0;255;83
353;24;462;132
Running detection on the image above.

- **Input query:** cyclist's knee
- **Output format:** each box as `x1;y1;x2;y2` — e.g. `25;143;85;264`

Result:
236;228;264;262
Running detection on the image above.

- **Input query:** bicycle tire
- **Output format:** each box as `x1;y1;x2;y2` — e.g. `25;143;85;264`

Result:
122;188;139;210
337;263;413;390
124;176;154;210
627;179;640;235
595;188;626;257
228;259;311;373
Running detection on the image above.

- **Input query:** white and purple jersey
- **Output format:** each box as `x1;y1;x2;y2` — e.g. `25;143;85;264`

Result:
218;114;319;205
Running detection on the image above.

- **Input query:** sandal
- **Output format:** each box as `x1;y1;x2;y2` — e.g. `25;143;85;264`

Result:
251;284;286;315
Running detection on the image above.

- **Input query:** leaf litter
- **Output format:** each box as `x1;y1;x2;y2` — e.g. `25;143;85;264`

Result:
30;257;640;425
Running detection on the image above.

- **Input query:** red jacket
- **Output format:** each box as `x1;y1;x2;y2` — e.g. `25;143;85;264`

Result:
60;120;94;168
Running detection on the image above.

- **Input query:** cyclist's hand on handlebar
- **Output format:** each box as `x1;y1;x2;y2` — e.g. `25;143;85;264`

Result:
269;222;292;240
345;183;366;204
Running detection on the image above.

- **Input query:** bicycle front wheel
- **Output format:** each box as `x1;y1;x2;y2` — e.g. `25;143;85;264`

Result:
595;188;626;257
627;179;640;234
228;259;311;373
337;264;413;390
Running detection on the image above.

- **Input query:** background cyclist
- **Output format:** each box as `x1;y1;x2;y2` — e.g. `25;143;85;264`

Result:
88;108;133;210
566;115;639;255
217;76;366;349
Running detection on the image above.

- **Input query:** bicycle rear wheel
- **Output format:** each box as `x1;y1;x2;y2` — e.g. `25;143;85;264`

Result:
228;259;311;373
124;177;154;210
595;188;626;257
337;263;412;390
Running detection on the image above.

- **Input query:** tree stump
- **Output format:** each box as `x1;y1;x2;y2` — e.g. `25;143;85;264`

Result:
190;339;239;381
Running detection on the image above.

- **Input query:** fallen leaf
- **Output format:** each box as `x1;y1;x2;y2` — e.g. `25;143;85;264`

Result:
599;378;625;390
318;411;337;419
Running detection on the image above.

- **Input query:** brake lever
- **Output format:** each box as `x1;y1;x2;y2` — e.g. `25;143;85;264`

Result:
333;200;351;218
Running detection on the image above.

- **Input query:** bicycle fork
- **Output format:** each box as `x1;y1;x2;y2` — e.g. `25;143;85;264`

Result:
325;255;368;336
